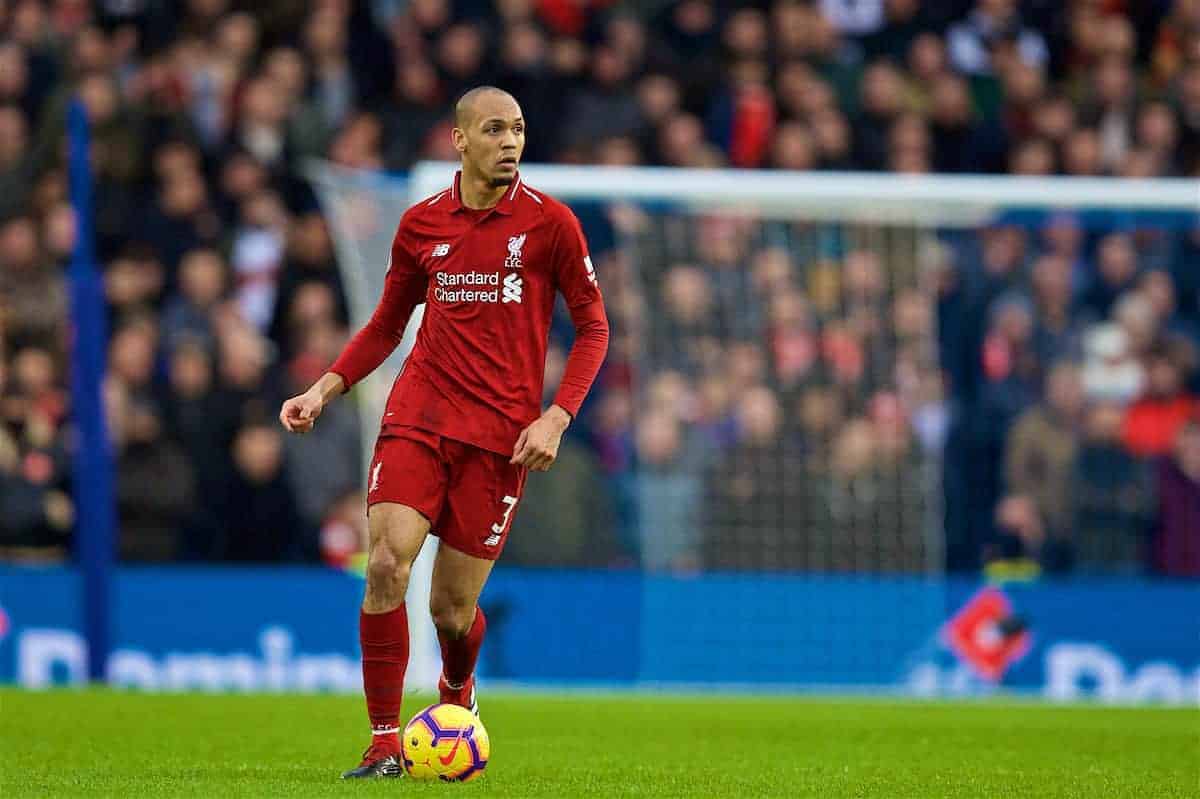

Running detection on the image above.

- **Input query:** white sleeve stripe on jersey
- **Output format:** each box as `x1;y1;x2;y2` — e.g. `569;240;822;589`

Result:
427;190;448;205
521;187;542;204
508;177;522;199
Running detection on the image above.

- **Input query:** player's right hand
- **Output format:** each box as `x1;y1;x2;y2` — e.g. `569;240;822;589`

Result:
279;391;324;434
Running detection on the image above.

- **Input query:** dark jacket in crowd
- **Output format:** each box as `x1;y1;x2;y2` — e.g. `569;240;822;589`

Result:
1152;457;1200;577
1070;443;1154;572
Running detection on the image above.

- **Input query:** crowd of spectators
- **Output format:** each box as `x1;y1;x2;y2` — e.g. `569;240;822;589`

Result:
938;217;1200;577
585;208;1199;577
1;0;1197;575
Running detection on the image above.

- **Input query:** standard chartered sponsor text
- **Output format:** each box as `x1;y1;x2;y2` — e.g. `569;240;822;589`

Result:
435;270;501;303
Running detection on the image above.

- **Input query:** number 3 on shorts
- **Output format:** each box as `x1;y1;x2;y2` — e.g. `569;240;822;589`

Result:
490;495;519;536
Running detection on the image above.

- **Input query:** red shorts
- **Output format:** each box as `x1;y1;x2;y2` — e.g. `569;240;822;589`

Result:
366;425;528;560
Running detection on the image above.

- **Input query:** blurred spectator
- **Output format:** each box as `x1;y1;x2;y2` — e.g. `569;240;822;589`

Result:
854;60;907;170
1121;340;1199;458
928;72;1005;173
142;145;221;272
705;386;807;571
947;0;1048;76
0;104;33;219
301;7;357;145
107;314;159;402
507;436;616;568
1071;402;1154;573
1113;292;1160;359
1151;421;1200;577
318;490;367;569
104;244;165;324
270;212;348;351
106;378;195;562
211;315;283;427
808;408;925;573
1029;254;1082;368
162;336;228;559
1081;324;1145;405
281;330;362;539
1141;268;1200;346
561;44;641;154
986;493;1046;574
380;58;446;169
863;0;935;63
1006;362;1084;538
219;421;307;562
0;350;72;554
231;189;289;331
638;406;703;572
162;248;226;352
1086;55;1137;172
820;0;885;37
2;215;66;349
1081;233;1140;321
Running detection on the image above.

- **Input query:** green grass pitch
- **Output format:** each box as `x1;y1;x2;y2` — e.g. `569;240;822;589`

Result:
1;689;1195;797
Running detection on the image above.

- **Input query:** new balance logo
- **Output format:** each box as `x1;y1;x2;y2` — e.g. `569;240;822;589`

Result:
502;273;523;303
369;462;382;493
483;533;501;547
583;255;597;285
505;234;526;269
431;243;450;257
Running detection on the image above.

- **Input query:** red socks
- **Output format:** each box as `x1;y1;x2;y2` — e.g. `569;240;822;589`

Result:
438;606;486;687
360;604;408;744
359;603;483;744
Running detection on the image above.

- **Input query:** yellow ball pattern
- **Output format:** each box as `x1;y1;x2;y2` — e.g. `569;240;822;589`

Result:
401;703;490;782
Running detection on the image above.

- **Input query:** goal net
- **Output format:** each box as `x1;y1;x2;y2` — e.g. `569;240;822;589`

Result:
314;159;1198;691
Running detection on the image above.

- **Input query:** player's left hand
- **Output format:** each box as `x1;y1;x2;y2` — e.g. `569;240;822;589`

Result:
511;405;571;471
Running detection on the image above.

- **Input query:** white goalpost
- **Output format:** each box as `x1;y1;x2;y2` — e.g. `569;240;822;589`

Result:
411;162;1198;220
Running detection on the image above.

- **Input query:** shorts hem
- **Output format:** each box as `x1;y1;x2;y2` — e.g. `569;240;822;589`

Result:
434;534;503;562
365;496;435;527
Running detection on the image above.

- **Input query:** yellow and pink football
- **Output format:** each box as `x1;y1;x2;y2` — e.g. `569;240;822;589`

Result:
401;703;490;782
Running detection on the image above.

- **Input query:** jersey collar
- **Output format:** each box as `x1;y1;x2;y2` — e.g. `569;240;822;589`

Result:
449;170;521;216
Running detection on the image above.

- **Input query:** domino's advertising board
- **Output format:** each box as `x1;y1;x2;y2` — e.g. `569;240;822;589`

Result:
1;566;1195;705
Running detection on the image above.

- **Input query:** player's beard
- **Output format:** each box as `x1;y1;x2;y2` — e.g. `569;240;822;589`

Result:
489;175;516;187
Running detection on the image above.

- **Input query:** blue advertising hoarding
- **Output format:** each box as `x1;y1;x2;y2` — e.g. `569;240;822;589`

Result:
0;566;1195;704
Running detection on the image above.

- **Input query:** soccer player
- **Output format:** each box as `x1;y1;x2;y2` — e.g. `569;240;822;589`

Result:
278;86;608;778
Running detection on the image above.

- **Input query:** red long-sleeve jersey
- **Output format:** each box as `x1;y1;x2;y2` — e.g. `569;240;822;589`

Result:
329;172;609;456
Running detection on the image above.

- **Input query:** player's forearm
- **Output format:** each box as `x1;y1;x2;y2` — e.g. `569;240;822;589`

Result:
327;318;403;390
551;302;610;418
308;372;348;404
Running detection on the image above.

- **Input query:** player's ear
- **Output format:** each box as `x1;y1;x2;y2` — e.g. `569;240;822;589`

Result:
452;126;467;154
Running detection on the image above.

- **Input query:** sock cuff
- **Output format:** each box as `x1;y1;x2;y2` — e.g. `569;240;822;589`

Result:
360;603;407;640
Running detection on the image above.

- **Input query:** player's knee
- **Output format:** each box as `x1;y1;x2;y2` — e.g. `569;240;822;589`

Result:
366;544;410;596
429;596;474;638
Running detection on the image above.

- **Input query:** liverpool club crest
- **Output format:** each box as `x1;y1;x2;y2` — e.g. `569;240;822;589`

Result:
505;233;526;269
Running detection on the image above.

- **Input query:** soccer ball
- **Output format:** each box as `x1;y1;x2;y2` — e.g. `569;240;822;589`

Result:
401;703;490;782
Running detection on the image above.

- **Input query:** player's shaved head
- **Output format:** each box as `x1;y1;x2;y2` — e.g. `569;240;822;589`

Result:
455;86;519;129
452;86;525;191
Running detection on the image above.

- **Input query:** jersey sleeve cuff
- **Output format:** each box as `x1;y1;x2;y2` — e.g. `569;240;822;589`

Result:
328;367;355;393
551;394;581;419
